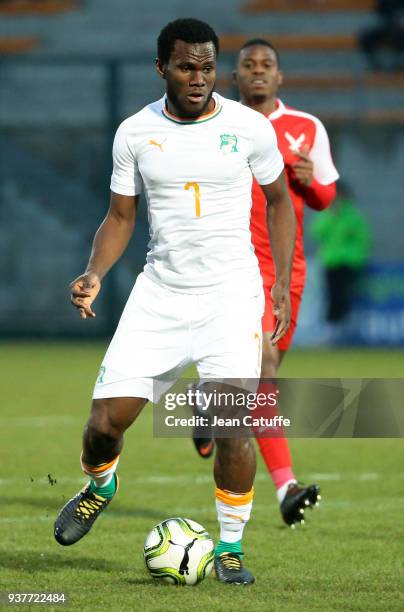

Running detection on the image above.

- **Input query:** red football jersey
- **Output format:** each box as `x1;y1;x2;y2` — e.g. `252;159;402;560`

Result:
250;99;339;289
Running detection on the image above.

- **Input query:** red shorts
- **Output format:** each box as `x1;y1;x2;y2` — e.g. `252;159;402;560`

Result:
262;282;304;351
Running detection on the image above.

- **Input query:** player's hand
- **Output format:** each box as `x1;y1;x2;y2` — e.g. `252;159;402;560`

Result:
291;144;313;187
270;282;291;346
70;271;101;319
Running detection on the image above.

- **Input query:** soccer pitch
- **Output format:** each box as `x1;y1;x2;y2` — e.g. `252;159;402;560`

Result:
1;342;403;611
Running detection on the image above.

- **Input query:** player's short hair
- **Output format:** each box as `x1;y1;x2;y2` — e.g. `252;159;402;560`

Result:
157;18;220;65
240;38;280;67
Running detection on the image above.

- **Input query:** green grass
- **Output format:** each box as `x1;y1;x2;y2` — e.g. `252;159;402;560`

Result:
0;342;403;611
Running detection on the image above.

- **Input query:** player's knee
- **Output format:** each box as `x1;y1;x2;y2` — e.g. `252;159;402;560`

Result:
260;335;281;379
260;352;278;379
86;400;122;440
215;437;252;459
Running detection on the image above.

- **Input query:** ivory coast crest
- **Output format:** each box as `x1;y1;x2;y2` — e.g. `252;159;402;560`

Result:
219;134;238;153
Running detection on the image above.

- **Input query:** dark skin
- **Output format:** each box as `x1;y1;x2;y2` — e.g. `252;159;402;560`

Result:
70;40;295;493
69;191;148;465
155;39;217;119
234;44;311;376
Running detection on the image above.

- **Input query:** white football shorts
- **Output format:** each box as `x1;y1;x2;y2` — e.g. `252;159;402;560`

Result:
93;273;264;403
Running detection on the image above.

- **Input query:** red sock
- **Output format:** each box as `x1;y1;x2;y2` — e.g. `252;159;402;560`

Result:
252;382;295;489
256;438;295;489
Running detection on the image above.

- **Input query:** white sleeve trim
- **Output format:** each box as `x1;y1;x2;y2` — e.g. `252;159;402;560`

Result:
110;121;143;196
310;117;339;185
109;182;141;196
249;114;285;186
256;156;284;186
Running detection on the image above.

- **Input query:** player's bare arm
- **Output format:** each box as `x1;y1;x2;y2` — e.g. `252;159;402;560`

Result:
70;192;139;319
261;171;296;345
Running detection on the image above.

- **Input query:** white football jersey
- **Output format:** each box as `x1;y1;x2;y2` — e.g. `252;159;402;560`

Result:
110;93;284;293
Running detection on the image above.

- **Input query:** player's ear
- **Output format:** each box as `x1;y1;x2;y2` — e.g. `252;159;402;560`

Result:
277;70;284;87
232;69;238;86
155;58;166;80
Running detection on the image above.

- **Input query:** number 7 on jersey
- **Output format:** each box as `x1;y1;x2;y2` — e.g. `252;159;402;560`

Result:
184;182;201;218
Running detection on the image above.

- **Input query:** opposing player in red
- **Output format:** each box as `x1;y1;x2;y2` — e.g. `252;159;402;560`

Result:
240;39;339;525
193;39;339;526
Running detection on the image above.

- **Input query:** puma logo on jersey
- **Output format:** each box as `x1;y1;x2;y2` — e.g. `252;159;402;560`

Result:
285;132;305;153
149;139;166;152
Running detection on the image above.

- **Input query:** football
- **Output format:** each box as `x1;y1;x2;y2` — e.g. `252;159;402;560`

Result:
144;517;214;585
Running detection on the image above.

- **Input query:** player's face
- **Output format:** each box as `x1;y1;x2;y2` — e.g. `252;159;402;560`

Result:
156;40;216;118
235;45;283;102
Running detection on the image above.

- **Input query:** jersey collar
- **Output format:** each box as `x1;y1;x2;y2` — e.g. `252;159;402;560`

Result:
267;99;285;120
162;93;222;124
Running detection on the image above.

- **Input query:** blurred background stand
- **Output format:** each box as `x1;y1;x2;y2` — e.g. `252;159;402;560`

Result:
1;0;403;346
310;182;372;344
358;0;404;71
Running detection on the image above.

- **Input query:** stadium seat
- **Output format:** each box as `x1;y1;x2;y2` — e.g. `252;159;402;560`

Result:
242;0;375;13
321;109;404;122
0;36;39;54
0;0;78;15
216;71;404;91
219;33;358;52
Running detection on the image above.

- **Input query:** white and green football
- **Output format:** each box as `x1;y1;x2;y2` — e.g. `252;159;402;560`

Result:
144;517;214;585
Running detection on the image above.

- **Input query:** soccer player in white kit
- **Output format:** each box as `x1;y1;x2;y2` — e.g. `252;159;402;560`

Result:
54;18;296;585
